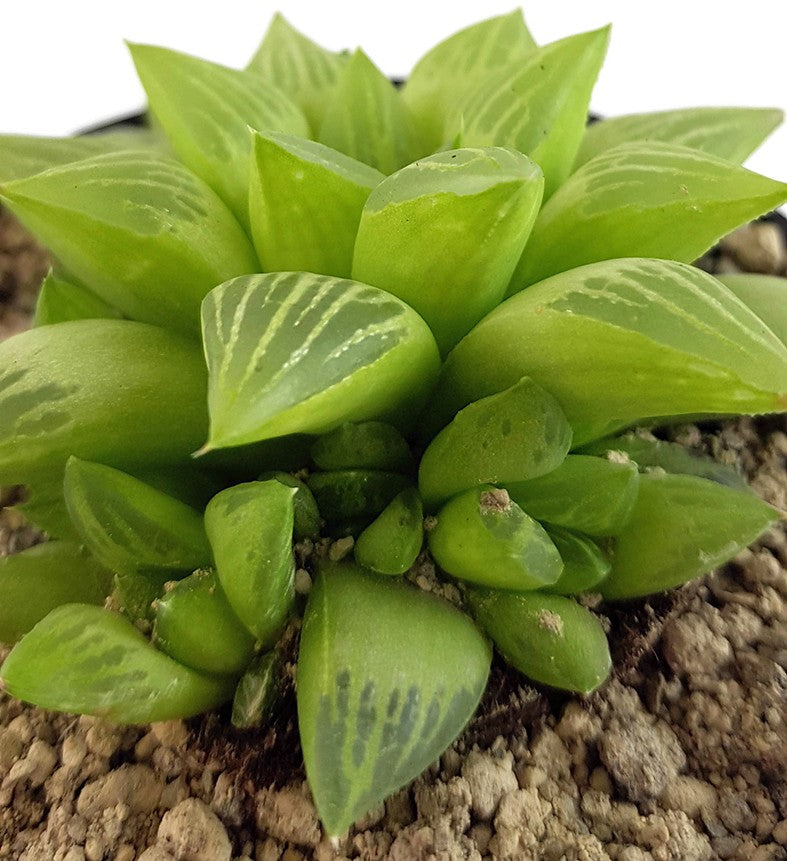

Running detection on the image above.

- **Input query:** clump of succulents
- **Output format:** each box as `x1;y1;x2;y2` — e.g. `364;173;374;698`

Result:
1;10;786;838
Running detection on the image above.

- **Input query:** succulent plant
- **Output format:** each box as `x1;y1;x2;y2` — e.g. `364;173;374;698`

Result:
1;10;786;838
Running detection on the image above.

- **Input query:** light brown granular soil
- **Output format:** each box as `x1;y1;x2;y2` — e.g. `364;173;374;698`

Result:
0;209;786;861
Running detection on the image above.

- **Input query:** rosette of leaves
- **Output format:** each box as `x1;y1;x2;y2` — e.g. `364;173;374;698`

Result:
1;10;786;839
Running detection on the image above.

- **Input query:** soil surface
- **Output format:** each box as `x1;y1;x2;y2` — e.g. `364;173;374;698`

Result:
0;211;786;861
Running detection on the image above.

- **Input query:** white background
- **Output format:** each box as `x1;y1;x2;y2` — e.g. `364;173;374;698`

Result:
1;1;785;183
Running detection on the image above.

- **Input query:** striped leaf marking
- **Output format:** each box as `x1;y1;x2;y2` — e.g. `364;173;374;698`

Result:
510;142;787;290
574;106;784;170
298;564;491;837
0;152;258;334
201;272;440;449
130;43;309;225
433;258;787;446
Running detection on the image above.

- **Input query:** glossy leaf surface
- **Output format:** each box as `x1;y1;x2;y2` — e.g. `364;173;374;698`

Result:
353;148;544;353
298;563;491;837
510;142;787;290
354;488;424;575
249;132;383;277
419;376;572;510
232;651;280;729
467;589;611;693
600;473;777;600
505;455;640;537
717;273;787;345
0;152;258;334
310;422;412;473
204;481;295;647
433;259;787;446
201;272;440;449
34;272;122;327
130;43;309;224
544;527;611;596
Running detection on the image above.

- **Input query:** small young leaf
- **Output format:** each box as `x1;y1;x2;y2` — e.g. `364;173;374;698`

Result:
574;106;783;170
113;569;173;625
200;272;440;449
460;27;610;198
249;132;383;277
297;563;491;837
352;147;544;353
0;152;258;335
153;569;255;676
402;10;537;152
63;457;212;575
466;589;611;694
318;49;423;175
428;485;563;591
258;471;322;540
0;542;112;643
432;259;787;446
717;273;787;345
204;481;295;647
419;376;572;510
0;604;235;722
510;142;787;290
543;527;611;596
354;487;424;575
504;455;640;537
130;43;309;224
34;272;122;327
246;13;349;133
310;422;412;473
232;651;280;729
0;133;136;183
600;473;777;600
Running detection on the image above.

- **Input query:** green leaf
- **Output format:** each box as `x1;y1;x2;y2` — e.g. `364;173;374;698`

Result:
318;49;424;175
258;472;322;541
504;455;640;537
466;589;611;694
575;106;784;170
246;13;350;133
432;259;787;446
310;422;412;473
428;485;563;591
113;569;173;625
460;27;610;198
717;273;787;345
510;142;787;290
402;10;537;152
249;132;383;277
0;604;235;722
232;651;280;729
153;569;254;676
297;563;491;837
204;481;295;647
419;376;572;510
354;488;424;576
352;147;544;353
34;272;122;327
0;152;258;335
200;272;440;449
63;457;212;575
129;42;309;225
543;527;611;596
0;320;209;487
0;542;112;643
600;473;778;600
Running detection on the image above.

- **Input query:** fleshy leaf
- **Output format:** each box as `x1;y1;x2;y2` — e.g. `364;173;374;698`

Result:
34;272;122;327
402;11;537;152
460;27;610;198
575;106;784;170
249;132;383;277
353;488;424;576
297;563;491;837
63;457;212;575
0;543;112;644
318;49;424;175
544;527;611;596
510;142;787;290
232;651;280;729
0;152;258;335
431;259;787;446
0;604;234;722
311;422;413;473
200;272;440;449
352;147;544;353
129;43;309;224
717;273;787;345
600;473;778;600
258;471;322;541
246;13;349;133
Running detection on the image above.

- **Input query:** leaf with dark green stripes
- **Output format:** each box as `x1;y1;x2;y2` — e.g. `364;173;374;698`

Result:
130;43;309;225
249;132;383;277
574;106;783;170
34;272;122;327
510;142;787;291
297;563;491;837
200;272;440;450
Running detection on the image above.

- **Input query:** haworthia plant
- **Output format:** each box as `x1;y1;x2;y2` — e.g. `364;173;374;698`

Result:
717;273;787;345
34;272;122;327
